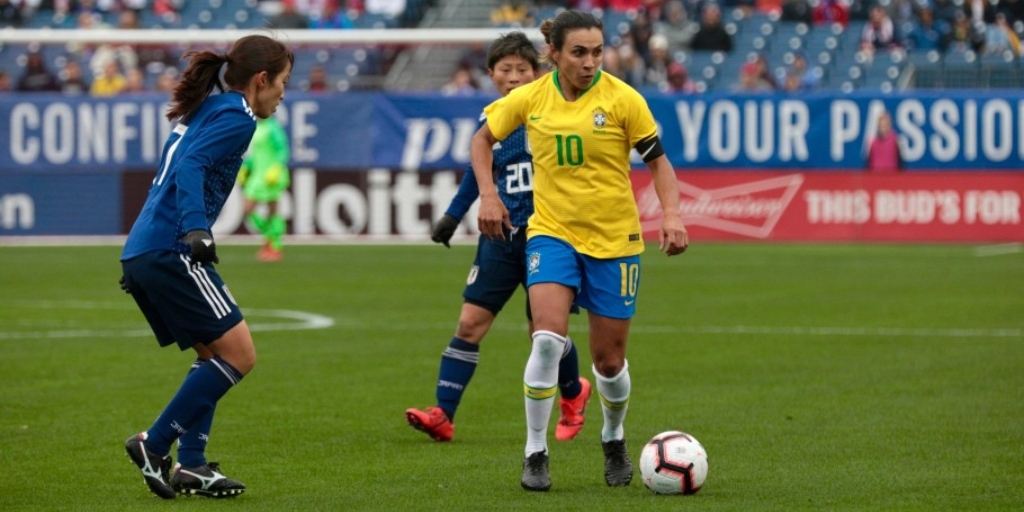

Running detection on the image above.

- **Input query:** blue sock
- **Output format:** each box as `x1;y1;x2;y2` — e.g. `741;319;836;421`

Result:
176;358;214;468
558;337;582;399
435;337;479;422
146;356;243;457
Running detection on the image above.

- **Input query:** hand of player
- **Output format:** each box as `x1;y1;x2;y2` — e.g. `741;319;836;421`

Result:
477;195;511;241
119;275;131;294
431;214;460;248
659;212;689;256
182;229;220;264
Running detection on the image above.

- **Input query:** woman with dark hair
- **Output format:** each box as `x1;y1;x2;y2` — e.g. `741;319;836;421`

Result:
120;34;293;500
470;10;689;492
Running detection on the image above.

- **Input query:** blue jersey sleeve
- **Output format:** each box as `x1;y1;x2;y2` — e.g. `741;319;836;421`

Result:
445;163;480;221
176;109;257;232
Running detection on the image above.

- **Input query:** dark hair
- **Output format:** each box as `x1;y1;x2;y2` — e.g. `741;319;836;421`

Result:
166;34;294;122
538;10;603;66
487;31;540;71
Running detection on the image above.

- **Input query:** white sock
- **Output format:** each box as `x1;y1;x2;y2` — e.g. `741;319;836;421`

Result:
523;330;566;456
593;360;631;442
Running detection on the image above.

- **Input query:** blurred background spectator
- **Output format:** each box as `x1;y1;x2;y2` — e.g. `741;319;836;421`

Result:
691;3;733;52
664;61;696;93
0;69;11;92
491;0;533;27
59;59;90;94
90;60;126;96
440;66;477;96
866;111;901;173
654;0;699;54
0;0;24;27
17;51;61;92
269;0;312;29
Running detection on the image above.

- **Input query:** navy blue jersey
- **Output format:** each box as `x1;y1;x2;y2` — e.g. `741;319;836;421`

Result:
445;114;534;228
122;92;257;260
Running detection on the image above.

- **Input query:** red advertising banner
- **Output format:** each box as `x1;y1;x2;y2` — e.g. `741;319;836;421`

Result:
632;172;1024;242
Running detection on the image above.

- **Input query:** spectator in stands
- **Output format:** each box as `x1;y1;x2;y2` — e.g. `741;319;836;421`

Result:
87;11;140;78
269;0;311;29
963;0;997;25
860;5;900;54
983;13;1022;56
905;7;949;52
887;0;919;31
440;66;478;96
751;52;778;89
734;61;774;91
654;0;699;53
16;51;61;92
0;69;10;92
365;0;405;19
931;0;960;25
664;61;697;93
812;0;849;28
644;33;673;86
60;59;90;95
787;51;820;90
590;0;643;12
492;0;534;27
615;37;648;86
866;111;901;173
307;65;330;92
90;60;126;96
629;9;655;61
155;68;178;94
780;0;812;23
458;42;493;93
0;0;23;27
122;67;147;94
310;1;355;28
691;3;733;52
153;0;182;25
945;11;985;52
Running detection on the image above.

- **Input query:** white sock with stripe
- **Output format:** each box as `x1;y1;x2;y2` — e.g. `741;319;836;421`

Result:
523;330;566;456
594;360;631;442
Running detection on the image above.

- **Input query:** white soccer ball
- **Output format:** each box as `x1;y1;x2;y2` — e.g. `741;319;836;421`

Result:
639;431;709;495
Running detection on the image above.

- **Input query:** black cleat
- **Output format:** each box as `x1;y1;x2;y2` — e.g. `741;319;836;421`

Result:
125;433;176;499
171;462;246;498
602;439;633;487
520;450;552;492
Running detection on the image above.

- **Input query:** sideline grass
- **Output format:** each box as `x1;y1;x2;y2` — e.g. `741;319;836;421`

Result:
0;243;1021;511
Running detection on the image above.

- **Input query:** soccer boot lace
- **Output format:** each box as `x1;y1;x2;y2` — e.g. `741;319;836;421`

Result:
124;433;176;500
171;462;246;498
405;406;454;442
555;377;592;441
520;451;552;492
602;439;634;487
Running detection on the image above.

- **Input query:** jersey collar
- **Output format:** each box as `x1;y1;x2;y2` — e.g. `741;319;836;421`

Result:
553;69;602;101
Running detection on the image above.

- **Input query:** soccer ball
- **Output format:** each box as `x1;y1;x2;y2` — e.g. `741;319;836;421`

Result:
639;431;709;495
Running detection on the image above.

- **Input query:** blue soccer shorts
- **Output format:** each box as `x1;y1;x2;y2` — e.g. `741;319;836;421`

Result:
525;235;641;320
463;227;529;318
121;251;244;350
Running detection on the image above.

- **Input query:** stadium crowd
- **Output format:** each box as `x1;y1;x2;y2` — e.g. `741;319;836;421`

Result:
1;0;1022;95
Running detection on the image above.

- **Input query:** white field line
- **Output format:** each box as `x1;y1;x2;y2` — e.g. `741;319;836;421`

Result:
1;301;1018;340
974;243;1023;257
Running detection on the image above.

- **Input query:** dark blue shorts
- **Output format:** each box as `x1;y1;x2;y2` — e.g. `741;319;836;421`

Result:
121;251;244;350
463;227;530;318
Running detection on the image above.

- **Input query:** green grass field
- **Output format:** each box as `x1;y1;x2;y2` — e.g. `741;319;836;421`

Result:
1;242;1022;511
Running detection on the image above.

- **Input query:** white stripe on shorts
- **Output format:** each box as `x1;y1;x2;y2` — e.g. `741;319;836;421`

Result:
179;254;230;319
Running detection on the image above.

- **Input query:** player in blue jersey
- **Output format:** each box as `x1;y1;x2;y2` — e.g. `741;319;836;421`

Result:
405;32;592;443
119;34;292;500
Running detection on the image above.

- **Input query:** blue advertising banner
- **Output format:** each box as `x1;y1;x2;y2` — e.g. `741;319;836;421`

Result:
0;173;121;234
1;91;1021;173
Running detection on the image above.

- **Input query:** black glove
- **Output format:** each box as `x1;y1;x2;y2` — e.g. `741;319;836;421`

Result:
431;214;460;248
119;275;130;294
183;229;219;264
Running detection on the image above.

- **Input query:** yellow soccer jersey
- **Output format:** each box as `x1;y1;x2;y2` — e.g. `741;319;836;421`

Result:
484;70;658;258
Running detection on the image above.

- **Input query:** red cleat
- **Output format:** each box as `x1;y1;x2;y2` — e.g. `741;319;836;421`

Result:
556;377;591;441
405;406;454;442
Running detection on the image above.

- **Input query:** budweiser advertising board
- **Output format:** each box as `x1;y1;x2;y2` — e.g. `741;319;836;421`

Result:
632;172;1024;242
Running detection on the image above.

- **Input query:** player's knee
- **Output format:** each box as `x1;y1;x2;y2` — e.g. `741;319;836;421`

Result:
532;330;567;360
592;355;625;378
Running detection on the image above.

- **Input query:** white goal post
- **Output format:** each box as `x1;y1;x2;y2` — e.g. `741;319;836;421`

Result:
0;28;544;45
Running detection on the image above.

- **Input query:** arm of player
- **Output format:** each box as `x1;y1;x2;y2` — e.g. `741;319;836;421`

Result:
470;122;510;241
646;153;689;256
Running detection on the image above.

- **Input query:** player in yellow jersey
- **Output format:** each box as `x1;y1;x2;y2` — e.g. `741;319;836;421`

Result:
469;10;689;492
